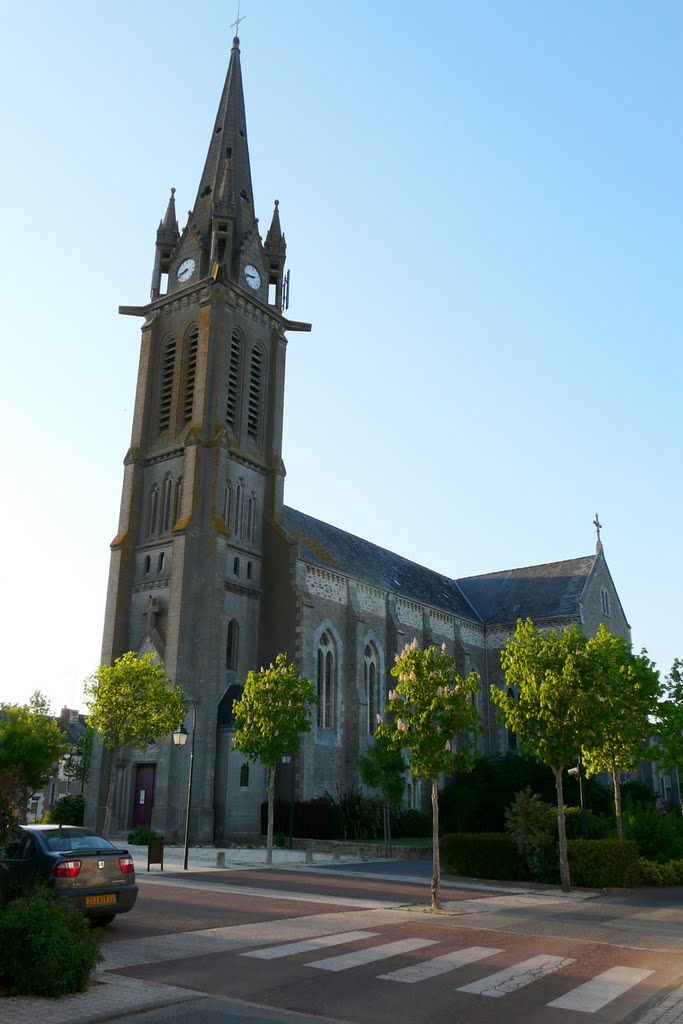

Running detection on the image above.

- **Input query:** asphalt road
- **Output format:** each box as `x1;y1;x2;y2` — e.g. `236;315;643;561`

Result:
87;862;683;1024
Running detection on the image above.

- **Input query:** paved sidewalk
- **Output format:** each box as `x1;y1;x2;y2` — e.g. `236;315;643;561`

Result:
126;842;360;872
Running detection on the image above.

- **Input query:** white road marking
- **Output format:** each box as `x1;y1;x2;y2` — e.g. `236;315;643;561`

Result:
379;945;503;983
241;930;378;959
548;965;654;1013
307;938;438;972
457;953;576;997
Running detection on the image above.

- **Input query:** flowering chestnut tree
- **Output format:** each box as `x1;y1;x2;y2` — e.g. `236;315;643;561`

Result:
375;640;481;909
232;654;317;864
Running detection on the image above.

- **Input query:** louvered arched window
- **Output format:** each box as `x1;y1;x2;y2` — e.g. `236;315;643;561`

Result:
247;344;264;442
225;331;242;431
183;325;199;424
316;631;336;729
158;336;176;433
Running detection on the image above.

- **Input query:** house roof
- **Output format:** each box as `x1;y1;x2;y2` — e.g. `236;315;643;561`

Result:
283;507;478;621
456;556;596;625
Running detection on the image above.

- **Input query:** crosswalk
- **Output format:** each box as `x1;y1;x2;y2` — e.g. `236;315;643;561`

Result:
241;931;654;1013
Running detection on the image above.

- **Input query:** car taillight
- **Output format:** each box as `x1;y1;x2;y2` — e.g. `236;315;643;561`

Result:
119;856;135;874
53;859;82;878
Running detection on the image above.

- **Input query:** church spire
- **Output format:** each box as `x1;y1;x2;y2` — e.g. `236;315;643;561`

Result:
189;35;258;282
264;199;287;310
151;188;180;299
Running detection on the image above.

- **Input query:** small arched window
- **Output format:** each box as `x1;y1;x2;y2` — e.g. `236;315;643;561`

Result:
246;561;252;580
239;763;250;788
233;556;240;577
157;552;165;574
226;619;239;670
158;336;176;433
224;480;232;526
143;555;151;575
247;344;264;442
183;325;199;424
147;486;159;538
364;642;380;735
316;631;336;729
247;492;256;543
235;482;243;537
600;588;611;617
225;331;242;431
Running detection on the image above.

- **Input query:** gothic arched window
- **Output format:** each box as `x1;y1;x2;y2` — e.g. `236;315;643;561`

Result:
364;642;380;735
158;335;176;433
224;480;232;526
600;587;611;617
235;481;244;537
147;485;159;538
182;325;199;424
226;619;239;671
225;331;242;431
247;492;256;543
247;344;264;442
239;764;249;788
173;477;183;525
316;631;336;729
161;475;173;533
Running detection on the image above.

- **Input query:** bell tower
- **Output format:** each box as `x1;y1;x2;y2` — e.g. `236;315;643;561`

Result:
89;36;310;841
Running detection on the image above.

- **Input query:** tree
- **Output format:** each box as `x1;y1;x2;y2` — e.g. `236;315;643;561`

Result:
357;733;406;857
492;619;594;892
85;652;185;837
376;640;481;910
653;659;683;812
232;654;318;865
63;726;93;794
581;627;661;838
0;692;66;820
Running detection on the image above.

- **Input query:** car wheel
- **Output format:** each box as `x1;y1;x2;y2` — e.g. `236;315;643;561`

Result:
92;914;116;927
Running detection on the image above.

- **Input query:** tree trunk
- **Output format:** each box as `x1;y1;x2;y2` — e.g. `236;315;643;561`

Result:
552;766;571;893
102;747;118;839
266;764;276;866
612;768;623;840
431;778;440;910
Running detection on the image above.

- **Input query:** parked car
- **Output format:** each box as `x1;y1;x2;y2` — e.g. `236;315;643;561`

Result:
0;824;138;926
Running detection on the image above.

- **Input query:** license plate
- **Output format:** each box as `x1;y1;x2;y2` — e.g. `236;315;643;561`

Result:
85;893;117;907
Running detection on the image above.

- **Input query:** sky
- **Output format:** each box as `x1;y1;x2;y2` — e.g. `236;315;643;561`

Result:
2;1;681;714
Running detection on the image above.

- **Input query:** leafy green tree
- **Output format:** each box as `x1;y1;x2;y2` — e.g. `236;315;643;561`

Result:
85;652;185;837
232;654;318;865
653;659;683;812
581;627;661;839
357;733;406;856
0;692;66;820
63;726;93;794
376;640;481;909
492;619;594;892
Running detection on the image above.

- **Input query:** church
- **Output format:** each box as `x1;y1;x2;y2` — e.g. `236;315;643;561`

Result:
85;37;630;842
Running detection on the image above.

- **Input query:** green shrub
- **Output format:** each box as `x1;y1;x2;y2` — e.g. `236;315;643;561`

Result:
45;793;85;826
440;833;526;881
504;788;556;881
0;891;103;996
622;806;683;862
392;807;432;839
567;839;641;888
563;807;611;840
127;826;158;845
639;858;683;885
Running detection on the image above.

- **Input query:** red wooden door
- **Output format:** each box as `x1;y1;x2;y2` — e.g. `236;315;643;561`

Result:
132;764;156;828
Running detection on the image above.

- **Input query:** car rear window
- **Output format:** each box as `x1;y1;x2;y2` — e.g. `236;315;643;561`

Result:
41;832;116;852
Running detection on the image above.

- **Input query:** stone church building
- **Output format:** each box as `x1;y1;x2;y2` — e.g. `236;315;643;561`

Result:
86;38;630;841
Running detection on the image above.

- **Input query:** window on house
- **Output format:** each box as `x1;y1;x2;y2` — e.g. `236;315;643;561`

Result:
226;618;238;670
316;631;336;729
600;588;611;617
183;325;199;424
247;344;263;442
158;336;176;433
225;332;242;431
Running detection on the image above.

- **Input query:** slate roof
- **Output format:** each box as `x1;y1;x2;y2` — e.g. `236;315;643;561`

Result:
456;556;596;625
283;507;478;621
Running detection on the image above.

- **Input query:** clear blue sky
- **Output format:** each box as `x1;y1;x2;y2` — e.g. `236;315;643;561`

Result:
2;1;680;713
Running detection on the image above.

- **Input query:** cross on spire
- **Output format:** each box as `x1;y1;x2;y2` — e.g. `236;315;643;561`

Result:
231;1;246;38
593;513;603;547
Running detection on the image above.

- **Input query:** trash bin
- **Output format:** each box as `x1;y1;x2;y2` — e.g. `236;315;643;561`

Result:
147;835;164;871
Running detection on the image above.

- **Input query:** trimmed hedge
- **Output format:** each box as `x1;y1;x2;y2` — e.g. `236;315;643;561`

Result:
0;892;102;996
638;858;683;885
440;833;526;881
567;839;641;888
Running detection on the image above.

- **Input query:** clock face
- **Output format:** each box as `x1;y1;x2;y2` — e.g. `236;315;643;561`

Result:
244;264;261;290
176;258;196;283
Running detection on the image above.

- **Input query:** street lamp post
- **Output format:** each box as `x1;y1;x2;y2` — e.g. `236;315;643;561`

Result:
568;755;588;839
172;699;198;871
